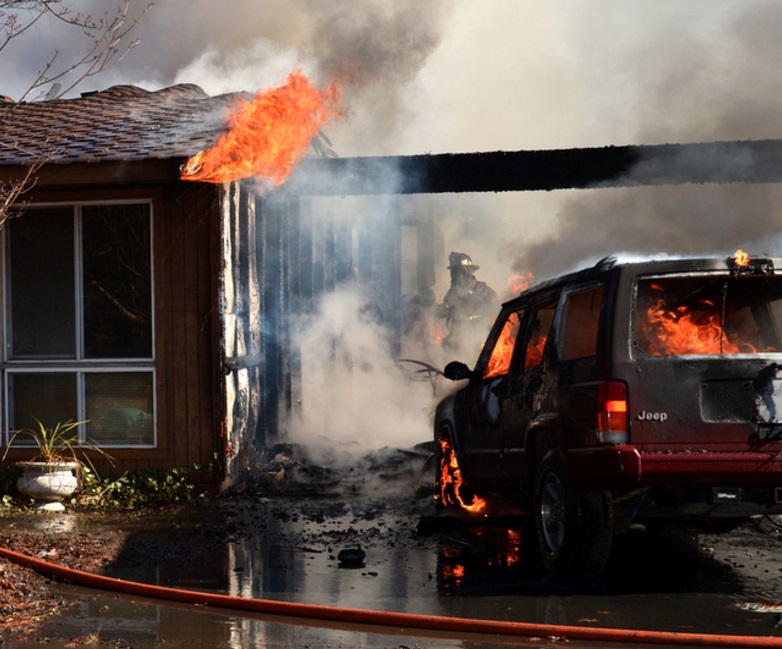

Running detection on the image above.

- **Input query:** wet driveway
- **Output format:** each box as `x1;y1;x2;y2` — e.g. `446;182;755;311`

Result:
5;482;782;649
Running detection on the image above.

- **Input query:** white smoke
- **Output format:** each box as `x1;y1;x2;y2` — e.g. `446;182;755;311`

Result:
288;286;435;462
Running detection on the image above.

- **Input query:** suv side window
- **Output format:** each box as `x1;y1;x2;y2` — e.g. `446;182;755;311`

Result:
525;299;559;369
483;309;525;379
561;285;605;361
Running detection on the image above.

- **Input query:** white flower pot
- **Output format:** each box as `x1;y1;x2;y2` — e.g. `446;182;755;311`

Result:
16;461;80;511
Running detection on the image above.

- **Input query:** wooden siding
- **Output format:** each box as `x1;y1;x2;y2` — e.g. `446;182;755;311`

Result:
0;183;224;481
156;182;223;475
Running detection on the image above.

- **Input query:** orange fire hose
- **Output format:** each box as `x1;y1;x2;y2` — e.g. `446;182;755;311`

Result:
2;545;781;648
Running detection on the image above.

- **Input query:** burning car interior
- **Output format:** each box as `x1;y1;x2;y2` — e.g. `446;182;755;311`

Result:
634;268;782;357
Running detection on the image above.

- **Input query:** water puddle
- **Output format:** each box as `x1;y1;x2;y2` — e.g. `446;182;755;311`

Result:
5;496;782;648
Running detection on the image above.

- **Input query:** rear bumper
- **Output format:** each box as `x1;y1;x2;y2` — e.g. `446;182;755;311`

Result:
564;445;782;490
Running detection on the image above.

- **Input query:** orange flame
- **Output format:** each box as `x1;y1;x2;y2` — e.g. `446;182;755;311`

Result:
504;529;522;568
438;439;487;514
524;334;547;368
430;320;447;346
181;70;341;185
734;249;750;267
441;563;465;582
638;283;770;355
506;273;534;298
484;311;520;379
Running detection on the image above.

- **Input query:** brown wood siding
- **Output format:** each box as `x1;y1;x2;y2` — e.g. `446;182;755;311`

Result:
1;183;224;481
156;183;223;474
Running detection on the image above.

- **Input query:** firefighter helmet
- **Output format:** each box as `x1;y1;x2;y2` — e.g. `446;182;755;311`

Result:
448;251;479;270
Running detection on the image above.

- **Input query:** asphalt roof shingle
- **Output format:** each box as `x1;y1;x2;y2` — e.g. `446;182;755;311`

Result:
0;84;239;166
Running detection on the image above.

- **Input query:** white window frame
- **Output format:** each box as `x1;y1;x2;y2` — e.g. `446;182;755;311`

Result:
1;199;156;447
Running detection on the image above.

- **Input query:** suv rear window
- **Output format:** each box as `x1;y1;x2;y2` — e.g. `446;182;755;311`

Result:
634;274;782;356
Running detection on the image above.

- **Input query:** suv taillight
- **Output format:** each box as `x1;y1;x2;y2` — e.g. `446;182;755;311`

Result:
597;380;629;444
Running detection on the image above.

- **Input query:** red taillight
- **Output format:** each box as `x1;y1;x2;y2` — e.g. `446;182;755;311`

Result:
597;380;629;444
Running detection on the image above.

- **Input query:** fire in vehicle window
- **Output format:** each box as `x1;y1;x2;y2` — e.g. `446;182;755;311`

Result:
483;309;523;379
634;274;782;356
525;299;558;369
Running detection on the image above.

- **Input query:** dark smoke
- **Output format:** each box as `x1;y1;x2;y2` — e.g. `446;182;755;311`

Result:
514;2;782;280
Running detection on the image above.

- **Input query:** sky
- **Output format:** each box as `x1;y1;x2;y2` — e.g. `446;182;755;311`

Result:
7;1;782;452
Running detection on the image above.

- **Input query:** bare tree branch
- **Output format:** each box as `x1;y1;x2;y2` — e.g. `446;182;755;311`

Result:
0;152;46;230
1;1;153;102
0;1;153;227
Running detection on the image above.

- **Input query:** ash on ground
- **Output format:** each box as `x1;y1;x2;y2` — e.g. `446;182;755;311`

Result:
231;440;437;502
215;441;440;560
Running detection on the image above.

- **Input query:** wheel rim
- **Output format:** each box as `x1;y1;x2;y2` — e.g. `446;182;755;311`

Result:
539;470;566;554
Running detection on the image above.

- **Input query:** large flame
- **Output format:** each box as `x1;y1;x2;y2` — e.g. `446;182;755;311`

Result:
638;283;764;355
181;70;341;185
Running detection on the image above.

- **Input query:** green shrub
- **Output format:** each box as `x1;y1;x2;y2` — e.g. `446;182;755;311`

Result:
75;463;207;509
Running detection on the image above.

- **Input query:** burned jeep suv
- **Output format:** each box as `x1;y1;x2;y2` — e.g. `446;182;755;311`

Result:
434;254;782;578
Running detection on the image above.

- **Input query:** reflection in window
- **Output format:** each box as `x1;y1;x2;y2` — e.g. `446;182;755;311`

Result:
82;205;152;359
86;373;154;446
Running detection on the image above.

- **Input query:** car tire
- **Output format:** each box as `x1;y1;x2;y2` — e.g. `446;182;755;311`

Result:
533;448;613;579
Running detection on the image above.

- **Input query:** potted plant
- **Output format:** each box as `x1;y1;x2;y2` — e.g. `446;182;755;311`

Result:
3;418;112;511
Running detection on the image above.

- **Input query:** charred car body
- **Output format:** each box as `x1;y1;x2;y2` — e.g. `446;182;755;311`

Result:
434;254;782;578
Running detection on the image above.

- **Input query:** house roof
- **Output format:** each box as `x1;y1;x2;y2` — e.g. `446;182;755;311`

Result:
0;84;240;166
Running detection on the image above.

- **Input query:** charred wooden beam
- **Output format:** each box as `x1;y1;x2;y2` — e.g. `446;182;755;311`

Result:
289;139;782;197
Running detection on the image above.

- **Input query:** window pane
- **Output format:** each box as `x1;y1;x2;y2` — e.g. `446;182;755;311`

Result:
85;372;154;445
82;204;152;359
9;373;78;434
525;300;558;369
562;286;604;361
9;207;75;358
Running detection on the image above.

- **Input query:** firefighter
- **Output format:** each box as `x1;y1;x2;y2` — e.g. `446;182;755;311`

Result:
437;252;499;352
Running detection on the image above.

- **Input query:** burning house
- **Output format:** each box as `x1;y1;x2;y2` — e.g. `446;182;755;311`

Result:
0;77;446;484
4;75;782;486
